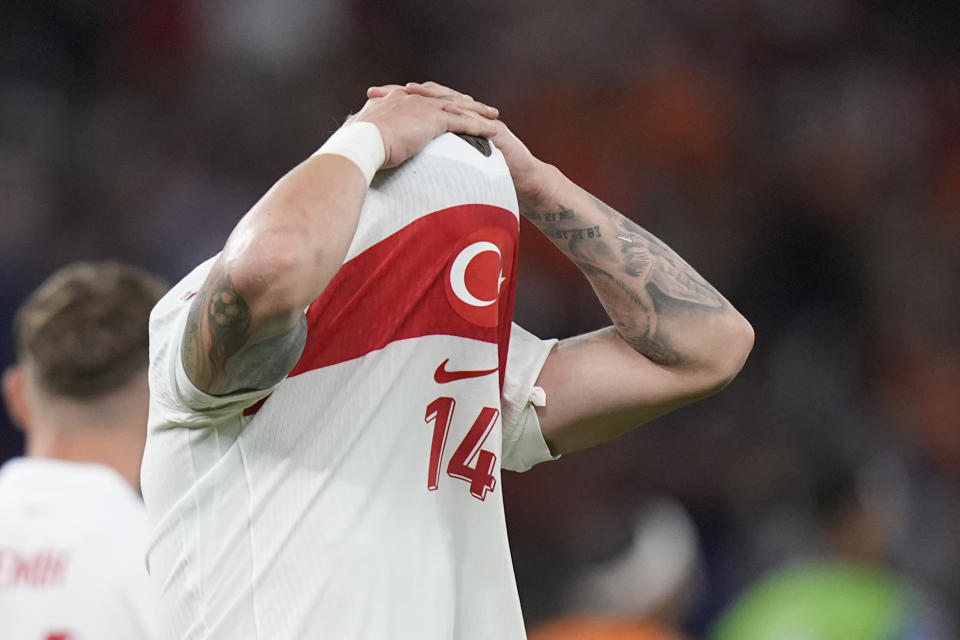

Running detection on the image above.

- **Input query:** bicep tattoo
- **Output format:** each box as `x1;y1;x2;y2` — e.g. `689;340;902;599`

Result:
205;275;253;375
181;266;307;395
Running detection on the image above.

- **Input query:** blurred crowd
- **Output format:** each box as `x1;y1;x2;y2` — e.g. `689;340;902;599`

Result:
2;0;959;636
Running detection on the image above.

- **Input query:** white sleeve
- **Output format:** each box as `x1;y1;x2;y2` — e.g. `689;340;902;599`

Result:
501;323;560;472
147;256;281;427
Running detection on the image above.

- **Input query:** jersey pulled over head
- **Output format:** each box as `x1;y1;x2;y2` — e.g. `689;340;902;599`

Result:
144;132;557;640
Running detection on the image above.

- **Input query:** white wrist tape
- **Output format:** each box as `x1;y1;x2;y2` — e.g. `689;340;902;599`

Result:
313;121;386;186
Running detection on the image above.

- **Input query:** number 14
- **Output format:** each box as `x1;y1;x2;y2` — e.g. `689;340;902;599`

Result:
425;397;498;501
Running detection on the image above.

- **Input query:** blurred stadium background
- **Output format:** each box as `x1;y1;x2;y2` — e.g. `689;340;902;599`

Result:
2;1;958;636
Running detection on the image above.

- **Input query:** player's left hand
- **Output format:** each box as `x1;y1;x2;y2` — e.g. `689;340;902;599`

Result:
488;118;559;217
370;81;560;216
367;81;498;121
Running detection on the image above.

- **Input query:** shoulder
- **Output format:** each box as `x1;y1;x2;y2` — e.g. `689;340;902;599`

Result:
147;255;222;416
149;255;219;343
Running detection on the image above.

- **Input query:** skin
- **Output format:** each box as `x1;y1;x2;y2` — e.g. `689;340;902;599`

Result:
2;363;150;493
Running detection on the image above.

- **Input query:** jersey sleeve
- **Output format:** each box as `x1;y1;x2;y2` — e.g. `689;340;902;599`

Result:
148;256;283;427
501;323;560;472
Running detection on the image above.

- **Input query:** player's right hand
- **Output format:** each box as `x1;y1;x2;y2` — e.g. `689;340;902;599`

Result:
355;84;500;168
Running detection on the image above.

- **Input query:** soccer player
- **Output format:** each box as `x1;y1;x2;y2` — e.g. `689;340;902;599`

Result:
143;82;753;639
0;262;167;639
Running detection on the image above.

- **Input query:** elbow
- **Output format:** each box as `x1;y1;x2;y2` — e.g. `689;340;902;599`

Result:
711;311;754;390
680;310;754;399
222;230;314;321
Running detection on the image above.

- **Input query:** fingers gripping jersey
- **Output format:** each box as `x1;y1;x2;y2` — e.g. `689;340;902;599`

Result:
143;134;557;640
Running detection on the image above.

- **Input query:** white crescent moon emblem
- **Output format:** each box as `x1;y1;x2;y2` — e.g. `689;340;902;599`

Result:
449;241;502;307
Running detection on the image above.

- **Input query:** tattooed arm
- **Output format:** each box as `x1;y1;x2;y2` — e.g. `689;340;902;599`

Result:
181;87;500;395
527;197;726;366
493;119;754;454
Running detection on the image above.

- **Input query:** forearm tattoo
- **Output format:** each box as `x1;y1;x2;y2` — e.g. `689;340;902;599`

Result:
182;266;307;395
527;197;724;365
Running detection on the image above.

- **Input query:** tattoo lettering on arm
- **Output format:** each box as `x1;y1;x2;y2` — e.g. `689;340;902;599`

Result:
529;196;724;366
542;226;601;241
525;205;576;223
181;266;308;396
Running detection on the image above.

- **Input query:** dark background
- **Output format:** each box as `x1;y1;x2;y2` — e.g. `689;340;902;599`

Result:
2;0;959;635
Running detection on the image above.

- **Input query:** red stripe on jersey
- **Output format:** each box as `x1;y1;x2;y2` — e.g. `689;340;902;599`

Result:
244;205;518;416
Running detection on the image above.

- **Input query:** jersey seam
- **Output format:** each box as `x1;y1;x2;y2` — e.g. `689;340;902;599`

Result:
236;435;262;639
183;425;210;638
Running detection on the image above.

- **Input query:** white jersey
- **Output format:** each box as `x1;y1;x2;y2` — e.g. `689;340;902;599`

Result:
143;133;558;640
0;458;156;640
